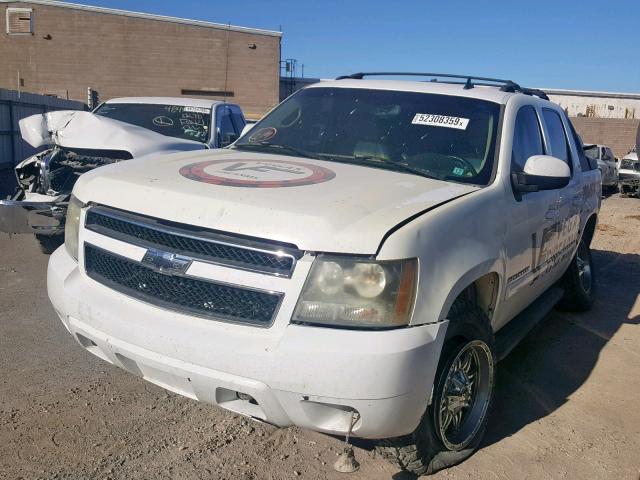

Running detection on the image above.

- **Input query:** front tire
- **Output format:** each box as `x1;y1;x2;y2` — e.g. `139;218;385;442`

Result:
376;300;496;476
557;238;596;312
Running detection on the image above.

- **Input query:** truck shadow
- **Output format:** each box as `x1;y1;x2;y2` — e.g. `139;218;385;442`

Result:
483;248;639;448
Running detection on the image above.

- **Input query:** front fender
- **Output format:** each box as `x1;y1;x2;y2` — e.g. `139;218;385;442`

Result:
377;184;507;327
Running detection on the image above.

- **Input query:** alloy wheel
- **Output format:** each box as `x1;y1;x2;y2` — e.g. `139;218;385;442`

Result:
436;340;494;451
576;242;592;294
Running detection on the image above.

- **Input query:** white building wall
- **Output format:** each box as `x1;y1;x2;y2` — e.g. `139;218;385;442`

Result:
544;90;640;119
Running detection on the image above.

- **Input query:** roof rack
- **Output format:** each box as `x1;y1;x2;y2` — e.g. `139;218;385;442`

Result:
334;72;549;100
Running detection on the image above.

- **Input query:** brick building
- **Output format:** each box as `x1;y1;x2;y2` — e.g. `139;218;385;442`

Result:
571;117;639;159
0;0;282;118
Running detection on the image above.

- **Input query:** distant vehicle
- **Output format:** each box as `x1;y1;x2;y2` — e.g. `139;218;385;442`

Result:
584;144;618;192
0;97;246;252
618;147;639;197
48;72;601;476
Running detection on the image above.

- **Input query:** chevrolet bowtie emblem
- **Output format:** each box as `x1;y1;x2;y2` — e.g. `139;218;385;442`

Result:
141;248;192;275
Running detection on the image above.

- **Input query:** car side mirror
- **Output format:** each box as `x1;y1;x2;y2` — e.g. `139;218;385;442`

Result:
512;155;571;193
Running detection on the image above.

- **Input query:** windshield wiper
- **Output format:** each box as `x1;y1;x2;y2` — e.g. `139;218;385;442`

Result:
320;153;441;181
233;142;319;160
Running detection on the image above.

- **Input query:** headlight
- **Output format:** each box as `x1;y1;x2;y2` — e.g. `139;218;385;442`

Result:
292;256;418;328
620;159;633;169
64;195;84;261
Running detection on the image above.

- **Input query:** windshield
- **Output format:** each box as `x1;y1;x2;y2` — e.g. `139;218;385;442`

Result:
234;87;501;185
584;145;599;160
94;103;211;143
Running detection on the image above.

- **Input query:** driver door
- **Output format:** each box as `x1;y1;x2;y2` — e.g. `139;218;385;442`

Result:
498;105;562;330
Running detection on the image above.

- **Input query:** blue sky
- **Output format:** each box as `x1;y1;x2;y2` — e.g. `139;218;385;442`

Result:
68;0;638;92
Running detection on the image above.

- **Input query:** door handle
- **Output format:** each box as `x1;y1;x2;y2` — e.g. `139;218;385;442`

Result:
545;209;559;219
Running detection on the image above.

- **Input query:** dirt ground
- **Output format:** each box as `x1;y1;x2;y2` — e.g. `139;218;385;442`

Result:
1;194;639;480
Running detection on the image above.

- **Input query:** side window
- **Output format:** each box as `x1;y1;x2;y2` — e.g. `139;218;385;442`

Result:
541;109;571;169
512;106;544;172
217;107;237;147
604;148;613;161
566;117;596;171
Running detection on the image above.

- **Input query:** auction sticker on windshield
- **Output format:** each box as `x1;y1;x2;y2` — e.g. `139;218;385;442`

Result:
179;159;336;188
412;113;469;130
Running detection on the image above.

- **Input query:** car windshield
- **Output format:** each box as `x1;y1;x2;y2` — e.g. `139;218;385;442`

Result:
234;87;501;185
584;146;599;160
94;103;211;143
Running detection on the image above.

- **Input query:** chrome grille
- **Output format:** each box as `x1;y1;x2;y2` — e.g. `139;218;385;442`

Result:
84;244;282;326
84;206;300;277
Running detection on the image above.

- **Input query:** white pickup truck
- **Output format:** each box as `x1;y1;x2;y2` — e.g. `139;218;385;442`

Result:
47;73;601;475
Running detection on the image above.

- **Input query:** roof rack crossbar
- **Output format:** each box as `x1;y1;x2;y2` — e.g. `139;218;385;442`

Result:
335;72;518;87
334;72;549;100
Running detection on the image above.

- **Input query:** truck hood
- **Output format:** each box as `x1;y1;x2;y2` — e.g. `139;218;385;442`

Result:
19;110;205;157
74;149;480;253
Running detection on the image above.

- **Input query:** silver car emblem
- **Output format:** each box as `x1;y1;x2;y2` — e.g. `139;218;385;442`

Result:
142;248;192;275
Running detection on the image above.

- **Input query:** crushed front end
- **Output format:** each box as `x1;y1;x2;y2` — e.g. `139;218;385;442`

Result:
619;157;640;196
1;147;131;236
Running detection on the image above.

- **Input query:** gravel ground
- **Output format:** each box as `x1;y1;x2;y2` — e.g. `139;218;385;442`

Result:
1;194;639;480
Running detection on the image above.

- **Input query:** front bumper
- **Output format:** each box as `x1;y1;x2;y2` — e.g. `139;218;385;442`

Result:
0;198;66;235
48;245;447;439
618;170;640;187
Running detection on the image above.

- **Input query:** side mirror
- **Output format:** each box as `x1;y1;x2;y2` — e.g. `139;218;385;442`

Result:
512;155;570;193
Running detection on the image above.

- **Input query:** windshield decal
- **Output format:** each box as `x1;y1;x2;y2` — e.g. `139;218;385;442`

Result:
179;159;336;188
183;106;210;114
412;113;469;130
248;127;277;143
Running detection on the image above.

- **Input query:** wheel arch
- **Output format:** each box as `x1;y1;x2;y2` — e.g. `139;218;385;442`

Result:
438;263;502;327
582;214;597;246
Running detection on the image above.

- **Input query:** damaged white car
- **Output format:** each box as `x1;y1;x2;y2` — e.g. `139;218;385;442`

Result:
0;97;246;252
619;148;639;197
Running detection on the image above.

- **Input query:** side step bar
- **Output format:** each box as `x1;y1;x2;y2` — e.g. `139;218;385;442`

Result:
495;287;565;361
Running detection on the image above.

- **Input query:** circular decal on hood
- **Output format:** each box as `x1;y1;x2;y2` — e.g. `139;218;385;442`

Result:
179;159;336;188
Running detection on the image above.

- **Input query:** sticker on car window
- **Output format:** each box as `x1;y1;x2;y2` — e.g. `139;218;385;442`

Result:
249;127;277;143
183;106;210;114
411;113;469;130
452;167;465;176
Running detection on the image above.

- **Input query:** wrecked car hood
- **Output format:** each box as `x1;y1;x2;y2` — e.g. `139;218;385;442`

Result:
73;149;480;253
19;110;205;158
